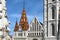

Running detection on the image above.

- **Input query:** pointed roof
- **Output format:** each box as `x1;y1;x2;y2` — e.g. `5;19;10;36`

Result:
19;0;29;31
29;16;43;31
14;20;19;31
20;10;29;31
30;16;43;26
34;16;43;25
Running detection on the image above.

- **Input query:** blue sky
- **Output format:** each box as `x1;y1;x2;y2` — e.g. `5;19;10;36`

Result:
6;0;43;35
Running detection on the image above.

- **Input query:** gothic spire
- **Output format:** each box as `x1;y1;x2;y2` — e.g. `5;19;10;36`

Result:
19;0;29;31
14;19;19;31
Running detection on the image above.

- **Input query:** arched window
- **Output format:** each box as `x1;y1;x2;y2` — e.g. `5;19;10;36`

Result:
51;24;55;36
33;39;38;40
52;5;56;19
58;7;60;35
0;15;2;19
59;8;60;19
52;0;55;1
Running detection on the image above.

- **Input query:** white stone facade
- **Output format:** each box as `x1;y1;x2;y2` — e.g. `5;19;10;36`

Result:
0;0;11;40
13;17;44;40
44;0;60;40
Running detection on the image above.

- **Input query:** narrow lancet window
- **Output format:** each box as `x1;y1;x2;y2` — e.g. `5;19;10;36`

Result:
52;24;55;36
58;8;60;35
52;5;55;19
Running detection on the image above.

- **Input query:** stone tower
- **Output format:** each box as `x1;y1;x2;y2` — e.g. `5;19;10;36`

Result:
0;0;10;40
44;0;60;40
13;0;29;40
19;0;29;31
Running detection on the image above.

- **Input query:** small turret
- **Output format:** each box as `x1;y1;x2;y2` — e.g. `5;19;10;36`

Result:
14;20;19;31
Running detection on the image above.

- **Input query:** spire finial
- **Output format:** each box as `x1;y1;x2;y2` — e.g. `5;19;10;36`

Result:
23;0;25;9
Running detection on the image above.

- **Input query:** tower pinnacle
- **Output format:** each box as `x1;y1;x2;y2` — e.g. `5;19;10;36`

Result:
20;0;29;31
14;19;19;31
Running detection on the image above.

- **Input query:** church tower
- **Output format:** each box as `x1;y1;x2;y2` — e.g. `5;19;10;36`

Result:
0;0;10;40
44;0;60;40
13;0;29;40
19;0;29;31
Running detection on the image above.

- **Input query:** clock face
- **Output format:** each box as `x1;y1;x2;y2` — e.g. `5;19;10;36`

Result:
0;15;2;19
